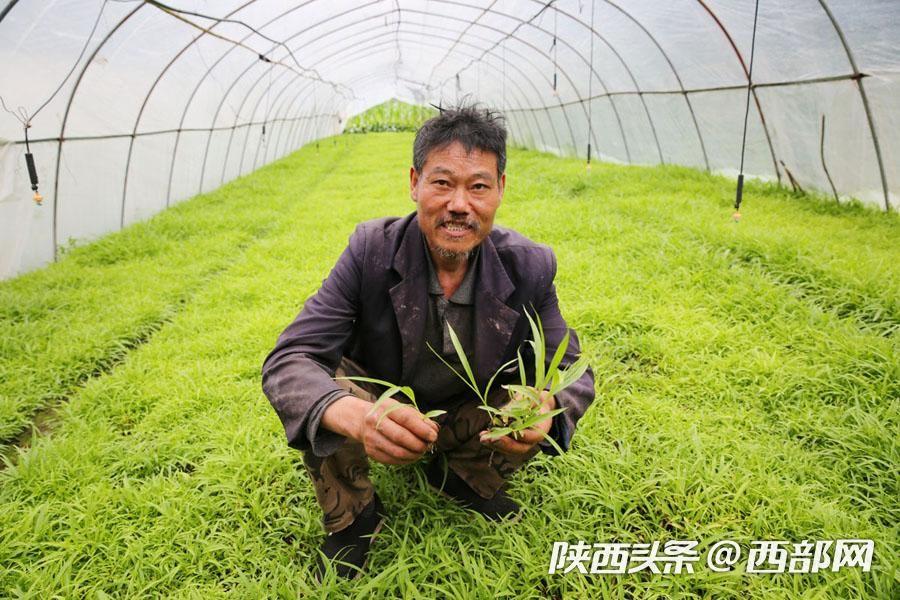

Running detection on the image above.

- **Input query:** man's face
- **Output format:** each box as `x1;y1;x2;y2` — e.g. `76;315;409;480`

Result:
410;141;505;263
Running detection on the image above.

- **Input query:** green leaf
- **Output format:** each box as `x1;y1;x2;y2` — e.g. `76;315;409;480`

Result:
550;370;561;393
483;427;513;440
499;401;536;422
445;322;479;397
374;402;406;430
422;409;447;419
535;307;547;358
540;430;566;454
503;384;541;404
524;308;546;389
548;356;591;396
546;329;570;379
517;349;528;386
367;385;403;419
426;340;483;402
337;374;425;411
375;385;402;405
517;407;566;430
484;357;517;405
335;375;396;389
397;385;417;404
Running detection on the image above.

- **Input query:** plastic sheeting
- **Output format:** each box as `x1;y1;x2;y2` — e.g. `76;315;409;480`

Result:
0;0;897;279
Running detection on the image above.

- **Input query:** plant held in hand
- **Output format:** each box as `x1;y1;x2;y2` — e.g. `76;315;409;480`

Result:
430;308;590;454
334;375;447;431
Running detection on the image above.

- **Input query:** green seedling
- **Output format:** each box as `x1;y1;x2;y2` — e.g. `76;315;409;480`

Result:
429;308;590;454
1;132;896;598
334;375;446;431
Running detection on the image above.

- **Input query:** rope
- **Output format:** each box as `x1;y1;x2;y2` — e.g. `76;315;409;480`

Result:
552;6;558;95
586;0;595;169
502;39;507;111
734;0;762;218
0;0;110;205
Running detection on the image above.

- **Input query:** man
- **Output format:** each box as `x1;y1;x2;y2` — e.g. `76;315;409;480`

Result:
261;104;594;580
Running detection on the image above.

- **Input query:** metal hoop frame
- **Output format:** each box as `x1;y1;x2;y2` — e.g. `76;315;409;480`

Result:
0;0;892;262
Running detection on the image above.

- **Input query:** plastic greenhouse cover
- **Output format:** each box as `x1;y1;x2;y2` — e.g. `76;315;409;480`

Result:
0;0;897;279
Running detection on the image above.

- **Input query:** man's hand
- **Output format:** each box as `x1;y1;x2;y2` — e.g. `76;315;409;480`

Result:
322;395;439;465
479;390;556;455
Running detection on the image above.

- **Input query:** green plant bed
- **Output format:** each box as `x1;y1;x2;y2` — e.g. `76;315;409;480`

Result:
0;132;896;598
342;98;437;133
0;139;358;447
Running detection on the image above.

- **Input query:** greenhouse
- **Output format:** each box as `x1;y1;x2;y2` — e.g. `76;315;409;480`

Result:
0;1;897;597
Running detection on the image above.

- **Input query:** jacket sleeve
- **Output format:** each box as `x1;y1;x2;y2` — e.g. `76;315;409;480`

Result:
535;248;595;455
261;224;365;454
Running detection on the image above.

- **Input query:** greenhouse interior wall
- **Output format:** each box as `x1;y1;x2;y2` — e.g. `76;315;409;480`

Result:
0;0;898;280
1;2;899;598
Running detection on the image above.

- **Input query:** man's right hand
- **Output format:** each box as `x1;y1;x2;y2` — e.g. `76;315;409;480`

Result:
322;395;439;465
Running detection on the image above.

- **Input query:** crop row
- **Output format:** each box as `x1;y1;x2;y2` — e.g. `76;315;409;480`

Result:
0;133;895;597
0;139;356;447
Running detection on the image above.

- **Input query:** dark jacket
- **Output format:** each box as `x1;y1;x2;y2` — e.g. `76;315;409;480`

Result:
261;211;595;454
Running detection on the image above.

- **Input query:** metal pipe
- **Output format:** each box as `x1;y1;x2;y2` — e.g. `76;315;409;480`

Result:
817;0;890;211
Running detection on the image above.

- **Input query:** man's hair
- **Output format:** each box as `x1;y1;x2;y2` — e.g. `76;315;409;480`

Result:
413;103;507;177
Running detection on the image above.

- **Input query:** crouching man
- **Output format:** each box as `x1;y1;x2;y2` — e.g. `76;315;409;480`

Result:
261;104;595;580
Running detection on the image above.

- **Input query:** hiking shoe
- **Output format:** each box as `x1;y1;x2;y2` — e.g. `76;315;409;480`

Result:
315;493;386;581
425;461;521;522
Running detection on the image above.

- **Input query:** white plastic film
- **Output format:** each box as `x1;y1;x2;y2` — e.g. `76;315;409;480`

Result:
0;0;897;279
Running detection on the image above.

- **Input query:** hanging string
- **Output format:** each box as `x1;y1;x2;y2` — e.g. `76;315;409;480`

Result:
313;80;319;154
0;97;38;204
734;0;761;221
142;0;352;99
0;0;110;205
262;58;273;146
502;39;507;112
586;0;595;171
552;6;558;96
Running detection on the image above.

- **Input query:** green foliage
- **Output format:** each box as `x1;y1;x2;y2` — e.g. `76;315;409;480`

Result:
430;310;588;454
491;310;590;453
335;375;446;429
519;308;591;399
0;132;897;598
343;99;437;134
426;325;512;406
0;147;350;444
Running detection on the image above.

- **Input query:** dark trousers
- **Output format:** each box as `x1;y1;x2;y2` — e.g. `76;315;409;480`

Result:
302;358;539;532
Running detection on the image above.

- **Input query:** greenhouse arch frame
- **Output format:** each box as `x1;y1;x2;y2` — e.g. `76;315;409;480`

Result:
0;0;896;279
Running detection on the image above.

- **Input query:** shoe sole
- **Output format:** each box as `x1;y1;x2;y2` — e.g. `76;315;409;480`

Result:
426;481;523;524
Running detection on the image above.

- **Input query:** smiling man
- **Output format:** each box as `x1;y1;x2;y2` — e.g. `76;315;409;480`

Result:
262;104;595;580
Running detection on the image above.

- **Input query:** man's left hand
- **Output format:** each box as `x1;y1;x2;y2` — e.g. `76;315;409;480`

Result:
478;390;556;455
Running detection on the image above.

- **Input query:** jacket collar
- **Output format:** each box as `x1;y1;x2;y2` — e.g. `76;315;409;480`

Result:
389;213;519;384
